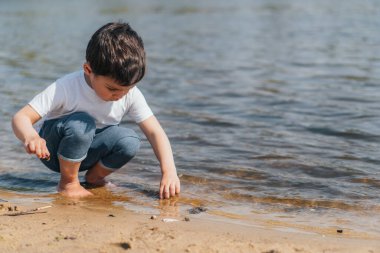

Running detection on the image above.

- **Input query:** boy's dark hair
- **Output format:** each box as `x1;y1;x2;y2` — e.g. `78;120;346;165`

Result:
86;22;145;86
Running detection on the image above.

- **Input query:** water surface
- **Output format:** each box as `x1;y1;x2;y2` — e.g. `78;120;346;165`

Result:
0;0;379;236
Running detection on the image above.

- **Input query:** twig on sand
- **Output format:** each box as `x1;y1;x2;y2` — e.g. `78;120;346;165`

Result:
2;205;52;216
31;205;53;211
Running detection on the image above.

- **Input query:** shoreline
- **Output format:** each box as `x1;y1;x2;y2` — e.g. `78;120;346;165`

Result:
0;190;379;253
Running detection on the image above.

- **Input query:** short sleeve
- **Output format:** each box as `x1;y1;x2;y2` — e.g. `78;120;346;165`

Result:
127;87;154;123
28;82;64;118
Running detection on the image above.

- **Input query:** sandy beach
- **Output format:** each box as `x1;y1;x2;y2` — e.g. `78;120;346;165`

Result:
1;1;380;253
0;189;378;253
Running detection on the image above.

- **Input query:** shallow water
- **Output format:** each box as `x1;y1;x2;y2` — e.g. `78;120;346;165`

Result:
1;0;380;236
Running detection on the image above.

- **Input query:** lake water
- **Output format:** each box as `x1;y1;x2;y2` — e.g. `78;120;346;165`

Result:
1;0;379;237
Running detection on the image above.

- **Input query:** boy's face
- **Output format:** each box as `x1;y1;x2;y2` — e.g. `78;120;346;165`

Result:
83;63;134;101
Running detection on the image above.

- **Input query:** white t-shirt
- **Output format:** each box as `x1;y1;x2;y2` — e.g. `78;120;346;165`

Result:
29;71;153;130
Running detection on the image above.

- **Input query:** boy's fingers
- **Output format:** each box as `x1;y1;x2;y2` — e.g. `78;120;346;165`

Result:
161;184;169;199
170;184;176;197
160;179;180;199
24;145;31;154
43;145;50;158
36;143;44;158
27;142;36;154
159;185;164;199
164;188;170;199
36;139;49;159
36;147;42;158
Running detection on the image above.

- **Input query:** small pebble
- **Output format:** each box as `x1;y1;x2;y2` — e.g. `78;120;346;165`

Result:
337;229;343;233
184;217;190;222
162;218;179;223
119;242;131;250
64;236;77;240
108;214;115;217
188;206;207;214
150;215;157;220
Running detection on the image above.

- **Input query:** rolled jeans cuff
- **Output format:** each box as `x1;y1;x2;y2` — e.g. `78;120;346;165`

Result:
58;153;87;163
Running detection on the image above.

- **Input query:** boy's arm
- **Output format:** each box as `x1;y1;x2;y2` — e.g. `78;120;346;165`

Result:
138;115;180;199
12;105;50;159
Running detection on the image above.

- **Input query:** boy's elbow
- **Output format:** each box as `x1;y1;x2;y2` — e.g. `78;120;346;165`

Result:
11;112;22;131
12;110;30;130
12;110;24;123
13;105;41;125
11;113;19;126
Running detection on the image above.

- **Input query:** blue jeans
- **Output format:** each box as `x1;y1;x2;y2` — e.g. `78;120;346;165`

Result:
39;112;141;172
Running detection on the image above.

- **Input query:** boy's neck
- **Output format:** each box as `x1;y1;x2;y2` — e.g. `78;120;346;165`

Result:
83;72;93;89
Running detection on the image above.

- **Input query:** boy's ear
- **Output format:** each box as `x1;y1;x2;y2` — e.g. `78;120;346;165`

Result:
83;63;92;75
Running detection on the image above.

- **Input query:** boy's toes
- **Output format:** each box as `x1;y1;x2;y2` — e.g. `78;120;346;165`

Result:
58;185;93;198
84;178;107;188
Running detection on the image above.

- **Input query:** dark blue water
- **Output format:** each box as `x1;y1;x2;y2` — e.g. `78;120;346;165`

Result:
0;0;379;235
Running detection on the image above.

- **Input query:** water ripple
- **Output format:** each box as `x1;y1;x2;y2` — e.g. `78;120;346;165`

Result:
0;0;380;234
305;127;380;142
0;173;56;192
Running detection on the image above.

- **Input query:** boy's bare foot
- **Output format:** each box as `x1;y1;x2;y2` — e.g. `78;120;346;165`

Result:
84;176;108;187
58;181;93;198
57;158;93;198
85;162;114;188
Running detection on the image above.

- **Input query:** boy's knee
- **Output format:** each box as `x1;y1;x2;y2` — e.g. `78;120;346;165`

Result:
96;128;141;170
114;129;141;158
62;112;96;142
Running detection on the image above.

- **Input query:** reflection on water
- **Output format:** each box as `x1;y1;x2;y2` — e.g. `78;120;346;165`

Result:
1;0;380;236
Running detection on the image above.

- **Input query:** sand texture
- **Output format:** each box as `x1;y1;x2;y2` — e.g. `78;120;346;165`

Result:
0;190;379;253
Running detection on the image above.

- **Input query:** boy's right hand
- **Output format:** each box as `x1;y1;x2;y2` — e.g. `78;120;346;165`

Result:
24;136;50;160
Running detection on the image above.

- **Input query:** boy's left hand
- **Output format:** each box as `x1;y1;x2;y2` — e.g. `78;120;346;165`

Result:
160;172;180;199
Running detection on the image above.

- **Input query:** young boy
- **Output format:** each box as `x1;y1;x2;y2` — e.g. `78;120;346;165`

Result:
11;22;180;199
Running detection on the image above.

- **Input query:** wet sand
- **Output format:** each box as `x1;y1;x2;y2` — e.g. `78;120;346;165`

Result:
0;190;379;253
